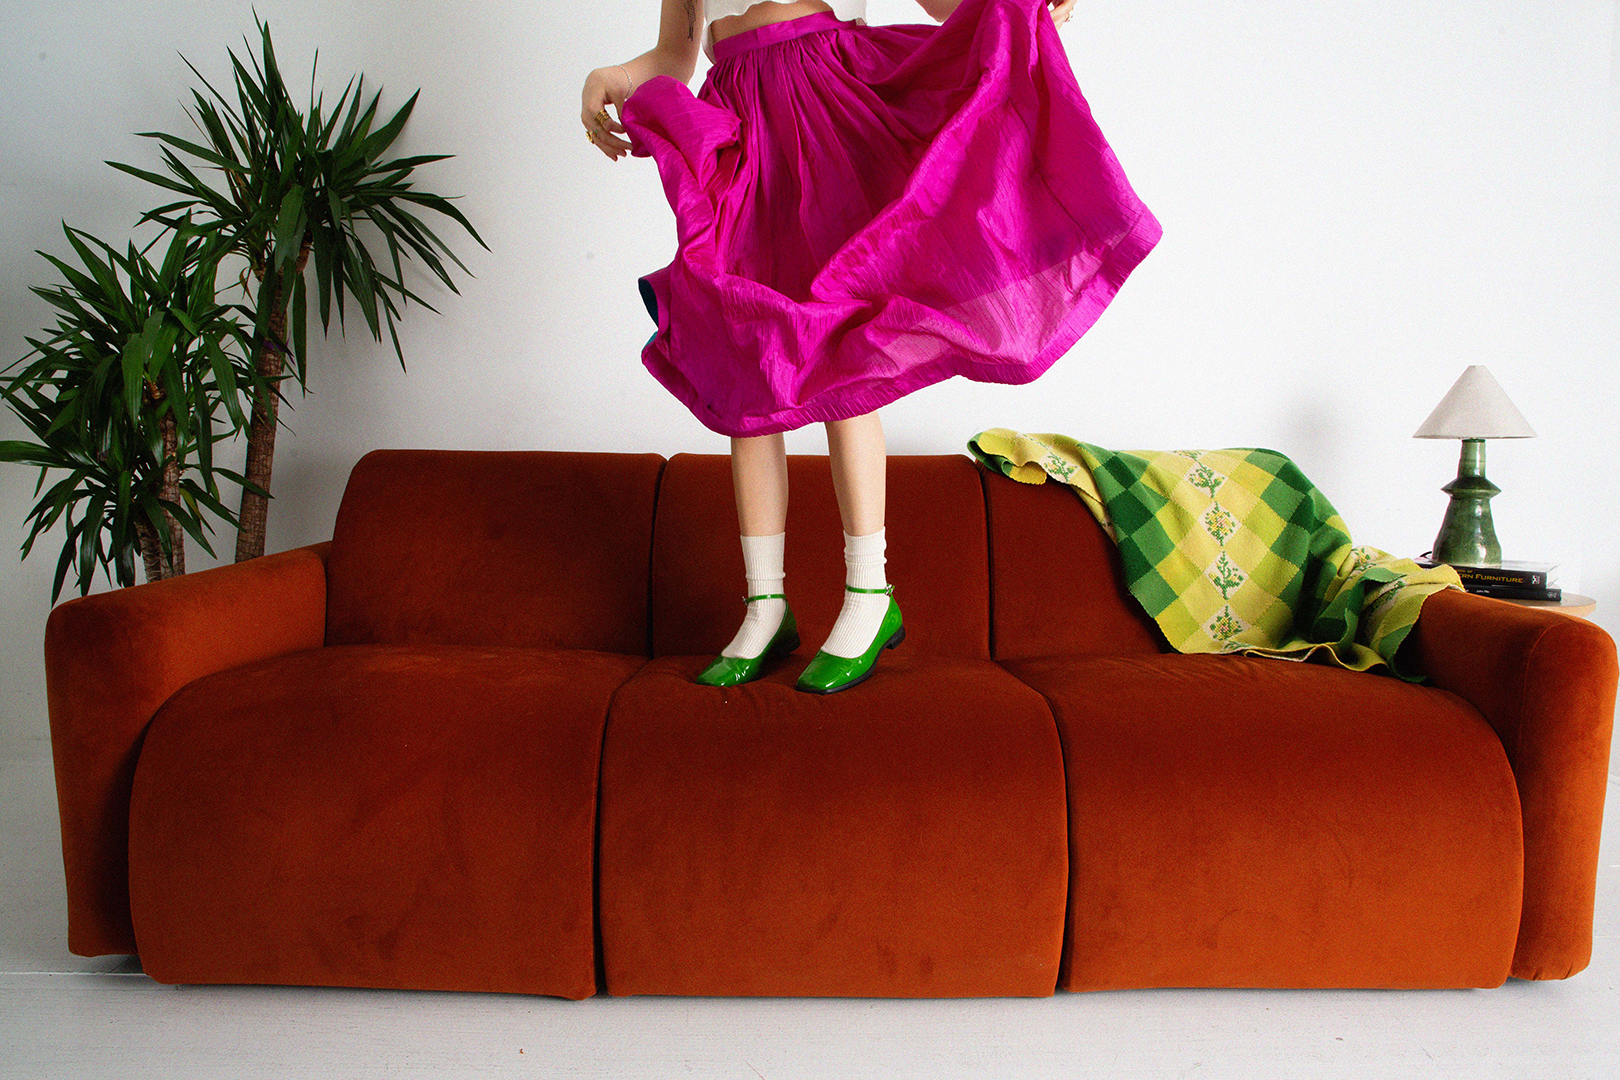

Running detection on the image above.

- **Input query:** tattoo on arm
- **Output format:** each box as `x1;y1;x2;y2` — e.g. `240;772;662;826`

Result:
685;0;696;40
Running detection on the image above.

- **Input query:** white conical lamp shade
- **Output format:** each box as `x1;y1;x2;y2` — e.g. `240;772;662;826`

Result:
1413;366;1536;439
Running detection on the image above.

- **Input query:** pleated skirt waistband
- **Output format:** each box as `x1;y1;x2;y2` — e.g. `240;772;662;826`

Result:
711;9;855;64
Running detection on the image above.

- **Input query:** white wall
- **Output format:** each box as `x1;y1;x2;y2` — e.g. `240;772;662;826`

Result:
2;0;1616;745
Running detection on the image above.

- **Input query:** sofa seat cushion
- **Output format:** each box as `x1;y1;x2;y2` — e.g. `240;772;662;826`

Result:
1001;653;1524;990
598;653;1068;997
128;643;646;1000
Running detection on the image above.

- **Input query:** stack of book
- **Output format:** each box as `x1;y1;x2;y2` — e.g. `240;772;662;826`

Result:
1414;558;1560;602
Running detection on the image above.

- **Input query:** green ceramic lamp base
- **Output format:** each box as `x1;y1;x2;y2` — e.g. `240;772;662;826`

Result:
1432;438;1503;567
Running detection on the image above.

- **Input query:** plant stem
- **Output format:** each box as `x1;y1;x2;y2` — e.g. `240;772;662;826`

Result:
159;408;185;575
234;271;287;564
139;379;184;580
135;518;164;583
234;239;311;563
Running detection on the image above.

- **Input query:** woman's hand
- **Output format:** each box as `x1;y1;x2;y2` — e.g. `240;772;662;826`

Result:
1047;0;1078;29
582;66;634;161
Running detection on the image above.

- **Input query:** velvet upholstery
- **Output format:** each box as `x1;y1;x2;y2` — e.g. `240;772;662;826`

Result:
650;453;990;659
598;652;1068;997
127;643;641;999
42;449;1619;1000
1002;652;1524;990
44;541;330;956
1402;588;1618;979
978;460;1165;659
609;454;1058;995
326;449;664;655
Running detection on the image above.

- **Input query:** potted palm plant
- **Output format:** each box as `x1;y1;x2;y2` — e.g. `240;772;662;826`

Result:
0;221;255;600
109;13;487;561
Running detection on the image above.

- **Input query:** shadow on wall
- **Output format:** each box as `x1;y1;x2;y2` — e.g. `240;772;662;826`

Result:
1280;397;1345;472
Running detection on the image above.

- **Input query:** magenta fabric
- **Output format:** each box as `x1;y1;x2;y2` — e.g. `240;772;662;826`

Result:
620;0;1161;437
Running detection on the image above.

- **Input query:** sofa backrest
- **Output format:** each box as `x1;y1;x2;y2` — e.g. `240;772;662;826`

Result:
979;462;1166;660
326;449;664;654
650;454;991;659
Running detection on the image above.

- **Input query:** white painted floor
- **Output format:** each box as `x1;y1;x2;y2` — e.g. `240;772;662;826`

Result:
2;734;1616;1080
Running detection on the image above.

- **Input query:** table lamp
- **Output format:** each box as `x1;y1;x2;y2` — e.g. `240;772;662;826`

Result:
1413;365;1535;567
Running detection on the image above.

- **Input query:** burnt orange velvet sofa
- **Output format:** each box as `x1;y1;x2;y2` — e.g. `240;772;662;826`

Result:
44;450;1617;999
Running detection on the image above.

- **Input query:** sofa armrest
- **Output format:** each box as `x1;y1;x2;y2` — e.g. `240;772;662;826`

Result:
1404;587;1617;979
44;541;330;956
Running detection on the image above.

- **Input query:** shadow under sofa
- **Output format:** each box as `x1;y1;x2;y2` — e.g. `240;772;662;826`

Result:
43;449;1617;999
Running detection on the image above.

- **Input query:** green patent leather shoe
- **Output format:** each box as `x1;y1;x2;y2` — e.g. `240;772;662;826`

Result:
695;595;800;687
795;586;904;695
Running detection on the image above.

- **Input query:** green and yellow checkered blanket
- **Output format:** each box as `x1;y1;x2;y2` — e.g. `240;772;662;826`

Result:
967;429;1462;681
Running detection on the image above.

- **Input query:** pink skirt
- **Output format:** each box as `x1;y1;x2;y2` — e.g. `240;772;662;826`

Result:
620;0;1161;438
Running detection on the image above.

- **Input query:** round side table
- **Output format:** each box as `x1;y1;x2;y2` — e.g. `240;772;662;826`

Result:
1496;592;1596;620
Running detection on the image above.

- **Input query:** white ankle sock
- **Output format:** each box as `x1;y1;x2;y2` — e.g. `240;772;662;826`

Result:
819;527;891;659
720;531;789;658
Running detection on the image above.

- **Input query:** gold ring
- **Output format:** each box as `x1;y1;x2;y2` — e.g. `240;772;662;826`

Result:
586;129;596;142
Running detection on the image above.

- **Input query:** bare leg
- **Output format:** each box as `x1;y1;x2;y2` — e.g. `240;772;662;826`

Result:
824;412;885;536
731;431;788;535
716;432;791;660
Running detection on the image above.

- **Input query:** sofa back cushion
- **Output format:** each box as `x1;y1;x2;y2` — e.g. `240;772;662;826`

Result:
980;463;1166;660
326;449;664;654
650;454;990;659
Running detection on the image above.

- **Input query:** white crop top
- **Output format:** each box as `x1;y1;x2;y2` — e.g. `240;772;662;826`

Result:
703;0;868;63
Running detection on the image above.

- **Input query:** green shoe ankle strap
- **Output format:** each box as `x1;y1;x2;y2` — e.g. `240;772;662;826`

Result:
745;592;786;603
844;584;895;595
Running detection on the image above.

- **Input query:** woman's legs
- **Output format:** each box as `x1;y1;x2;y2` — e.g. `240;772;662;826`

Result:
719;432;791;658
709;412;895;671
727;413;883;539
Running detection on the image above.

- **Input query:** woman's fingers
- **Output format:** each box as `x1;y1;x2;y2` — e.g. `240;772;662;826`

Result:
594;108;633;154
587;122;631;158
582;72;633;158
